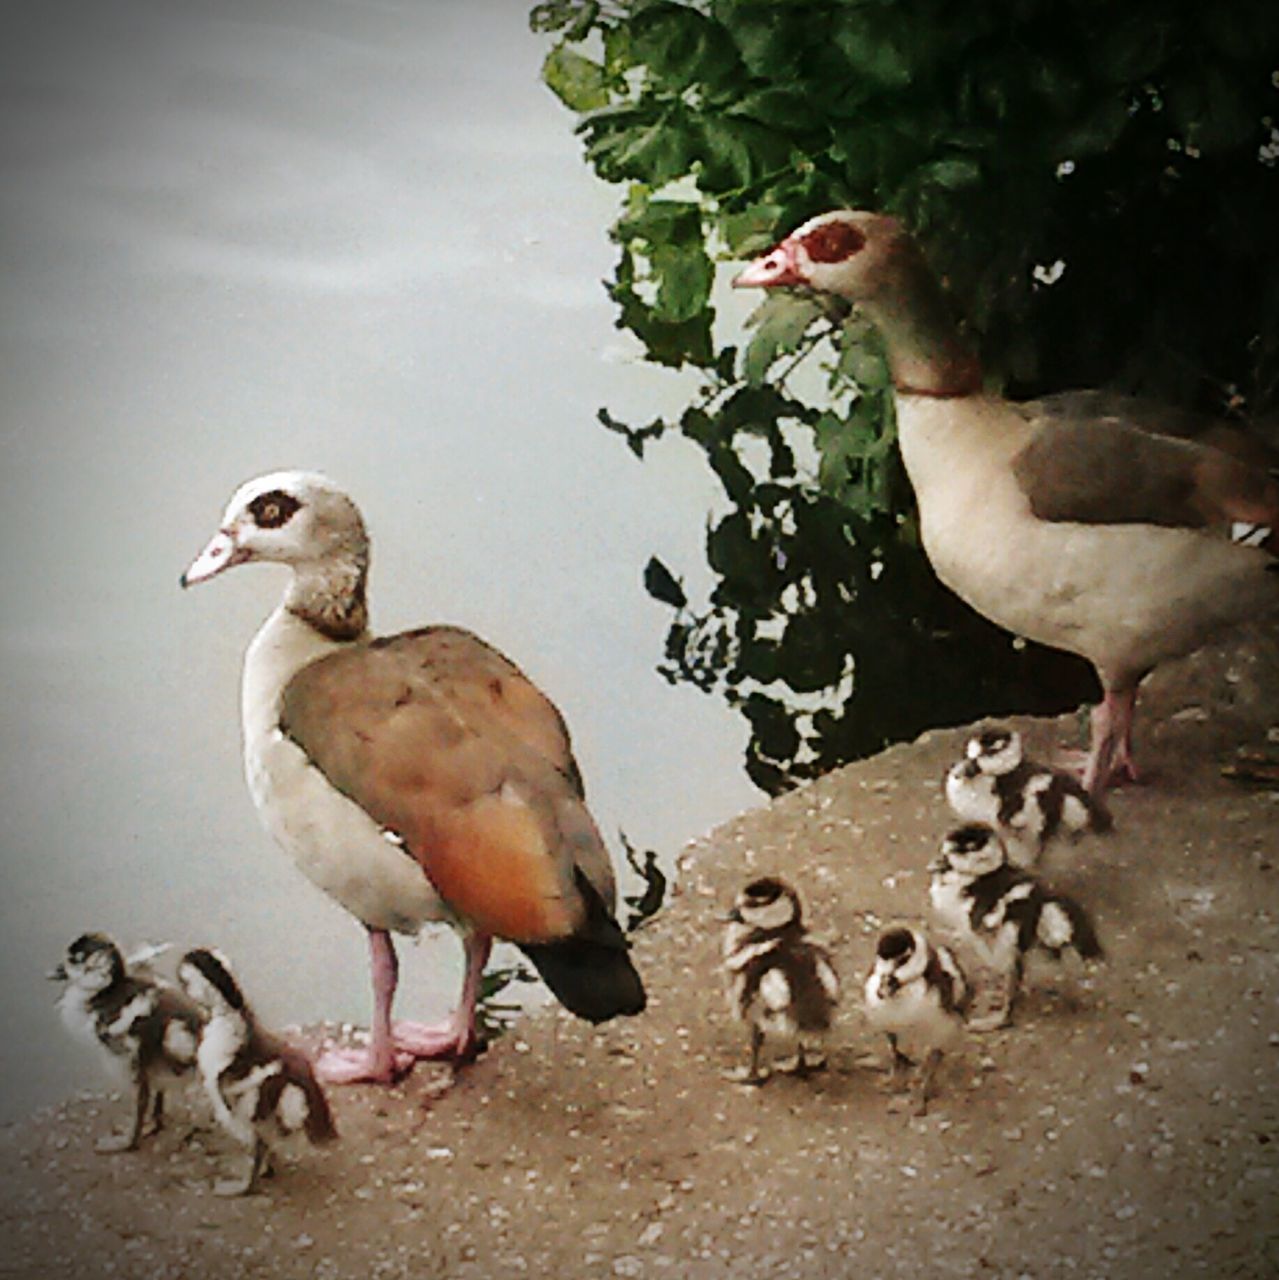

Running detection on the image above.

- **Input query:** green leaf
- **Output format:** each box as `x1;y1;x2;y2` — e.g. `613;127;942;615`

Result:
831;13;913;90
740;692;801;762
564;0;601;42
610;244;715;368
736;637;782;684
597;406;665;458
707;510;757;581
529;1;576;35
1054;96;1129;159
833;336;890;391
917;155;982;192
629;2;743;94
726;87;821;133
716;3;807;81
602;24;633;78
650;240;714;323
741;294;822;386
719;202;789;255
697;116;792;192
614;196;713;326
542;44;611;113
585;106;701;185
616;195;702;245
1201;1;1279;59
1026;56;1084;116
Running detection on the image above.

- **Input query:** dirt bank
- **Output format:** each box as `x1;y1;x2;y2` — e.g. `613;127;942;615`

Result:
4;630;1278;1280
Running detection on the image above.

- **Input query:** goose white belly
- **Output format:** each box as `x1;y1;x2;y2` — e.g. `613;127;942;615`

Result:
897;395;1278;685
241;609;448;936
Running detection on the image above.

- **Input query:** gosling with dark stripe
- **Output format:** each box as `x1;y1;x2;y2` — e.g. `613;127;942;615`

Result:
50;933;202;1153
864;926;970;1115
178;948;336;1196
929;824;1103;1030
945;725;1111;866
722;878;839;1084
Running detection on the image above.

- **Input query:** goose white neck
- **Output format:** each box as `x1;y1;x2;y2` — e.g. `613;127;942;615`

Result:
241;605;353;752
284;555;369;641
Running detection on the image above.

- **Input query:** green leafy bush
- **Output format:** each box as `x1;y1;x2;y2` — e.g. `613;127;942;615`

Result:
534;0;1279;792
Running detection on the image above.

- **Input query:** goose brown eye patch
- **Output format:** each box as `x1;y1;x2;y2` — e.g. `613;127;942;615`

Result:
248;490;301;529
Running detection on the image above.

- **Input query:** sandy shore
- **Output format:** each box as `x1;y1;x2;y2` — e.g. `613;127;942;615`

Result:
4;632;1278;1280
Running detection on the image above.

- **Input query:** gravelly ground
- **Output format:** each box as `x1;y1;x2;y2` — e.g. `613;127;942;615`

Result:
4;632;1278;1280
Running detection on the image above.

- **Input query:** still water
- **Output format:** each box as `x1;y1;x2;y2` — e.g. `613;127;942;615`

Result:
0;0;760;1122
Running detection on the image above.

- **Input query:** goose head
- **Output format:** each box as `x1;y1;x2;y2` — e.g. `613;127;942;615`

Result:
181;470;367;588
733;210;980;395
732;210;915;302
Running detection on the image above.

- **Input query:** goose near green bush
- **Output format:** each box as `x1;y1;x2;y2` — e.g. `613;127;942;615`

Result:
735;211;1279;793
181;471;645;1083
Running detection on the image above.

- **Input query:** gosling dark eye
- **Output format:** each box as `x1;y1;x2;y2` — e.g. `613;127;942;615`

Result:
248;490;301;529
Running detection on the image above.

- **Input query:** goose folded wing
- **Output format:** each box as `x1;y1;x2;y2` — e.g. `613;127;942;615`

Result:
1012;411;1279;536
278;627;612;944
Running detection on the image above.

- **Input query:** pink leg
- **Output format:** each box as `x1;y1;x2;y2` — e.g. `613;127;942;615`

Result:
1083;687;1140;795
389;932;490;1063
315;928;491;1085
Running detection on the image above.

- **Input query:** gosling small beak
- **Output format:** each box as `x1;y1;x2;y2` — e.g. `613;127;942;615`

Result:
48;963;67;982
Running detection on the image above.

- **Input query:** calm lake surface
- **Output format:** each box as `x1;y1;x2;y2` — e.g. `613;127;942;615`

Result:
0;0;761;1122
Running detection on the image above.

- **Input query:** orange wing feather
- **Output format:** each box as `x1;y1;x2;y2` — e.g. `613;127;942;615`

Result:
279;626;609;943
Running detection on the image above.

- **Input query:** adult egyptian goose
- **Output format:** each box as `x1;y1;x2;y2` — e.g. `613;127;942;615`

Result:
734;212;1279;792
181;471;645;1083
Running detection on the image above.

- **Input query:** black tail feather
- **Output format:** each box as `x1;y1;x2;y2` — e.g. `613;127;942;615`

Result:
518;936;646;1023
519;873;646;1024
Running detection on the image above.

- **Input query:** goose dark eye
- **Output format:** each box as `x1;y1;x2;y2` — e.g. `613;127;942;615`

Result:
248;490;301;529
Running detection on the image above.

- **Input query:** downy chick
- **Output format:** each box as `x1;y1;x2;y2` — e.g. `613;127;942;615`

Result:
177;948;336;1196
929;823;1103;1029
722;877;839;1084
50;933;202;1152
863;926;970;1115
944;725;1111;866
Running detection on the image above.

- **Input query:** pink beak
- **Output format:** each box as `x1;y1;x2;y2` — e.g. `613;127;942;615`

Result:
180;529;246;588
732;241;804;289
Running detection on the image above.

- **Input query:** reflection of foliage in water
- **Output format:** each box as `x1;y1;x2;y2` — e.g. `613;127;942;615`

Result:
533;0;1279;792
476;964;538;1042
621;829;668;931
